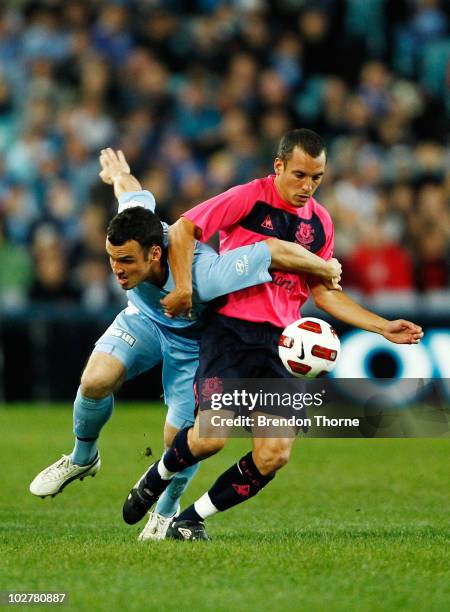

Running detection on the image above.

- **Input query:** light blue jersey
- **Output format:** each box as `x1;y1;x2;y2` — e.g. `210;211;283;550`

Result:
95;190;272;427
120;190;272;335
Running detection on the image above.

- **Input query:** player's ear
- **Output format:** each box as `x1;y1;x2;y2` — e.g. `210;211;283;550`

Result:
150;245;162;261
274;157;282;175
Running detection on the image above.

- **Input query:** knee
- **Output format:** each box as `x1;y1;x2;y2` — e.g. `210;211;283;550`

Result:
189;435;226;459
164;429;177;448
80;369;114;400
253;444;292;475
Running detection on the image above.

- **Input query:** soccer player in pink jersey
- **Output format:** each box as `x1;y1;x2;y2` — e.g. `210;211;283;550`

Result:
123;129;423;540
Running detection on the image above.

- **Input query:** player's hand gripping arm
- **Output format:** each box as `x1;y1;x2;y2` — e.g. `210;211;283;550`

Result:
265;238;342;289
99;148;141;198
309;280;423;344
161;218;200;317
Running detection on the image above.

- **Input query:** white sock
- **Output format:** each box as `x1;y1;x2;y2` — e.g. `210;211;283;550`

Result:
194;493;219;519
158;458;175;480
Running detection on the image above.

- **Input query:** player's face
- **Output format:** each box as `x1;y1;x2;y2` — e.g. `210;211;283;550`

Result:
106;239;160;290
274;146;326;207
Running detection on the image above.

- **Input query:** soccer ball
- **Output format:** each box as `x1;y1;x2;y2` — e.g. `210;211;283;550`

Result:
278;317;340;378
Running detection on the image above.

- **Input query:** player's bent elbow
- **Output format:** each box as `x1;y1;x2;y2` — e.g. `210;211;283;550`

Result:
171;216;201;240
263;238;280;264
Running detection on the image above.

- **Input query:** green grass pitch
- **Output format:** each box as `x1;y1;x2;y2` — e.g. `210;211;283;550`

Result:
0;404;449;611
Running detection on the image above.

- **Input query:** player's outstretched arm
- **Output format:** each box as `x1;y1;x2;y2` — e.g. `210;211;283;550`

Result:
161;218;201;317
265;238;342;290
99;148;142;198
309;280;423;344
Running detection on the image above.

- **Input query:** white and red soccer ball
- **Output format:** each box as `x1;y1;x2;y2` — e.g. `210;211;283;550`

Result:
278;317;340;378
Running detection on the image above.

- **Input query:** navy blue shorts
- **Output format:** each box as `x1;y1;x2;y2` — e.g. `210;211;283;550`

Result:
196;314;292;380
195;315;308;432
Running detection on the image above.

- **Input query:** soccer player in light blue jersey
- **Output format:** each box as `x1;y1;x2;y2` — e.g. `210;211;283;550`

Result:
30;149;342;540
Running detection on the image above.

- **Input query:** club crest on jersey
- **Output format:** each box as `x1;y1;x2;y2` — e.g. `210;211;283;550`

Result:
261;214;274;230
235;255;249;276
295;222;315;248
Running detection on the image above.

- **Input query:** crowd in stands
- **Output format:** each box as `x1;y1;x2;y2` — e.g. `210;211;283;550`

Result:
0;0;448;312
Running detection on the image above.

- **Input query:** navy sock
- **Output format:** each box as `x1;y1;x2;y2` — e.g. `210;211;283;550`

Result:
142;462;170;496
163;427;199;472
208;451;274;511
177;505;203;522
143;427;199;495
178;452;274;521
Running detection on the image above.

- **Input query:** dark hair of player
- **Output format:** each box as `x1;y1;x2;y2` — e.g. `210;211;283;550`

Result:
107;207;164;256
277;128;326;165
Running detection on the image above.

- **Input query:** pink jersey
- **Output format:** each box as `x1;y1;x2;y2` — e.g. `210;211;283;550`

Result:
183;175;334;328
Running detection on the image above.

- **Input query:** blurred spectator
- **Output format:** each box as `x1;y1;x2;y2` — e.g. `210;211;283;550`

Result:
345;223;414;296
68;204;108;270
68;99;116;153
0;213;32;308
79;255;119;312
220;52;258;113
0;0;446;310
90;4;135;65
29;224;80;304
358;61;393;118
414;227;449;291
2;183;38;244
174;78;221;147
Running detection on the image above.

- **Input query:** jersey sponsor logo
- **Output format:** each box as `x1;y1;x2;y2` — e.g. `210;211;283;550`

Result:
109;328;136;346
235;255;249;275
295;222;315;248
232;483;251;497
272;272;295;293
240;201;326;253
261;214;274;230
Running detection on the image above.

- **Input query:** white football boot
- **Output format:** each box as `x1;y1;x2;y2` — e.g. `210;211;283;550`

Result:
29;454;101;497
138;506;180;541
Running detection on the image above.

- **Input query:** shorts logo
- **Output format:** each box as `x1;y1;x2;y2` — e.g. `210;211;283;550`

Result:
235;255;249;275
295;222;315;248
110;328;136;347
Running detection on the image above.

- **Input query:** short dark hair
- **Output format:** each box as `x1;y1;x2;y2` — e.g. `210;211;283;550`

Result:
107;207;164;256
277;129;326;164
